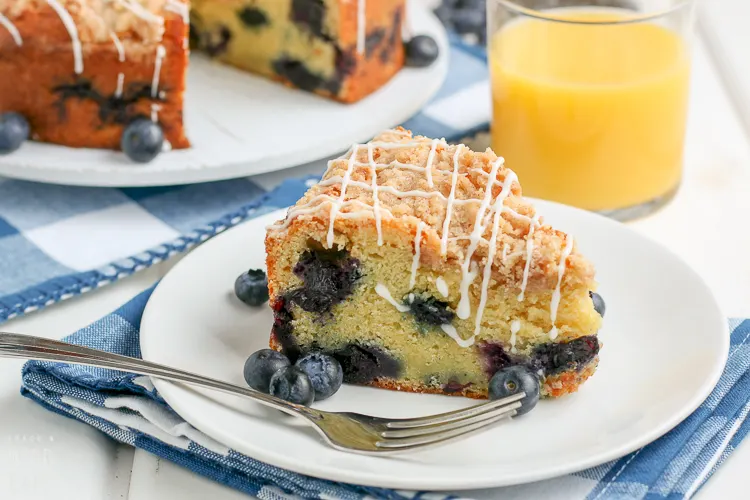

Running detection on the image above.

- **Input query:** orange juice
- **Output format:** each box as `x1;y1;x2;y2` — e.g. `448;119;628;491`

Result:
489;9;691;211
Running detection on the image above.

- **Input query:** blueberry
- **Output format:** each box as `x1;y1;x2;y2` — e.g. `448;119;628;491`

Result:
489;365;540;416
0;112;30;155
272;58;327;93
269;366;315;405
406;294;455;326
459;0;486;8
236;6;269;28
330;343;401;384
433;5;455;27
243;349;291;392
199;25;233;57
289;250;361;313
121;118;163;163
589;291;606;317
451;8;486;36
405;35;440;68
235;269;269;307
296;352;343;401
532;336;599;375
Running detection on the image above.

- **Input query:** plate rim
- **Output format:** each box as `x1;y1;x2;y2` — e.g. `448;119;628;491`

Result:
140;203;730;490
0;4;448;188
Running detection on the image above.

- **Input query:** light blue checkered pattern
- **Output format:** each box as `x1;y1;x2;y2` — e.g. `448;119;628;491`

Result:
0;37;490;324
19;293;749;500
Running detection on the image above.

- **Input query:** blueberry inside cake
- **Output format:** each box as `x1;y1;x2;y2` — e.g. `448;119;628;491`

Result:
266;128;603;399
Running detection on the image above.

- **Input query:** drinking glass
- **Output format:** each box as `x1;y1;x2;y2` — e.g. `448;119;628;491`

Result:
487;0;697;220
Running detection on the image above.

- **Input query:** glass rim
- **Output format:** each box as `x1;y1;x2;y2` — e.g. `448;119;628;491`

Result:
491;0;695;25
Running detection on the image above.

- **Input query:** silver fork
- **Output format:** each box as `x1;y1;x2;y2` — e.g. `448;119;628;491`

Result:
0;332;524;455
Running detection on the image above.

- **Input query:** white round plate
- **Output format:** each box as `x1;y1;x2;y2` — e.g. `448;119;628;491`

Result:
0;4;447;187
140;202;728;491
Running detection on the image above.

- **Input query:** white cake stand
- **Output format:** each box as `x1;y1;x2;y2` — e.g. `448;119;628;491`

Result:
0;3;448;187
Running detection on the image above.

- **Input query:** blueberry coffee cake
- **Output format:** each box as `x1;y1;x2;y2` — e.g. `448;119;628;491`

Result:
190;0;407;103
0;0;417;157
265;128;604;399
0;0;191;151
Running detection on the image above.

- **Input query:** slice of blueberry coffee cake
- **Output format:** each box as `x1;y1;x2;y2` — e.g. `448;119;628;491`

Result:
265;128;604;399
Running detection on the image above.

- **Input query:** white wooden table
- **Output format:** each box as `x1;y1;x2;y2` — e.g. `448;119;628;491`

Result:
2;4;750;499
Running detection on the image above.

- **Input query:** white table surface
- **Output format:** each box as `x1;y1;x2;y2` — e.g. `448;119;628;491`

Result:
3;6;750;500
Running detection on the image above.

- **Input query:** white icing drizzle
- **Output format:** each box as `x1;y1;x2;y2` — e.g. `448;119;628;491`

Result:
425;139;439;188
548;235;575;340
165;0;189;22
268;195;378;232
164;0;189;48
441;323;475;348
409;221;425;290
375;283;410;312
510;320;521;354
46;0;83;74
110;31;125;62
456;262;479;320
319;176;449;201
0;13;23;46
150;103;161;122
111;32;126;98
327;145;359;248
440;145;463;256
517;214;540;302
501;243;509;262
366;142;384;246
115;73;125;98
473;169;519;336
456;158;505;320
436;277;449;297
356;0;366;54
377;283;473;348
151;45;166;98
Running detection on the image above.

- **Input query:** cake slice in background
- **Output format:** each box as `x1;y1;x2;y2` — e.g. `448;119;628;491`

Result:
0;0;190;150
190;0;406;103
265;128;603;399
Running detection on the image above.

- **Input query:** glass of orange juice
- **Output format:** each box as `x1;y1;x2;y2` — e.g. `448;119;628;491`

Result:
487;0;696;220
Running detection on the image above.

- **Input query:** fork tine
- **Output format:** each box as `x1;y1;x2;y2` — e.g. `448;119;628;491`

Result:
380;398;522;438
376;409;516;450
384;392;525;429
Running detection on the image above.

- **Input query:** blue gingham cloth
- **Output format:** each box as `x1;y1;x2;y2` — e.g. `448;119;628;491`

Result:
0;37;489;324
19;295;750;500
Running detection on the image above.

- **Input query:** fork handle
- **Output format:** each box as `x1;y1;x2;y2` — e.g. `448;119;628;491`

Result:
0;332;310;418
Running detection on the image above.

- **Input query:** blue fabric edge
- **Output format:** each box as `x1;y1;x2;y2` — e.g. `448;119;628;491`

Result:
0;177;314;324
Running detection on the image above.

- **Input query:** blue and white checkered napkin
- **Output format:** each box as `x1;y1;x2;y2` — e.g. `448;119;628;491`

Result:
19;294;750;500
0;37;489;324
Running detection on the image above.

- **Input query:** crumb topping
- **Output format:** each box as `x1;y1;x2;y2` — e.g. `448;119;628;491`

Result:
269;127;596;292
